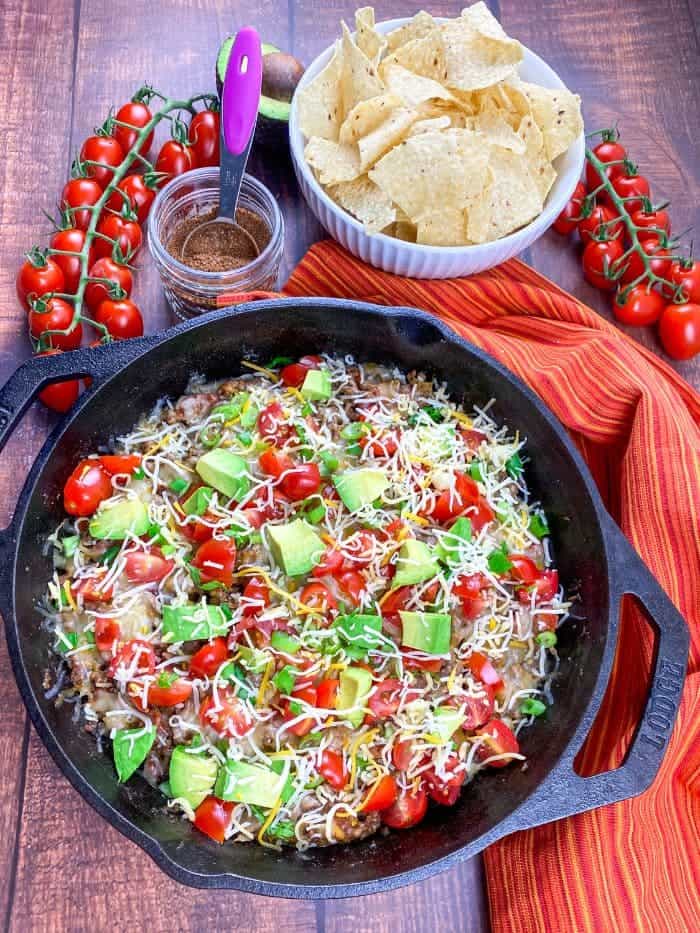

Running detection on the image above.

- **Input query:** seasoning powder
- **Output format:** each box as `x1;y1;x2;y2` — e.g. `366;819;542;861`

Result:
167;206;271;272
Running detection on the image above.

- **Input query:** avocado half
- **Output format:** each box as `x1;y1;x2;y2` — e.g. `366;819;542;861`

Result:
216;39;305;148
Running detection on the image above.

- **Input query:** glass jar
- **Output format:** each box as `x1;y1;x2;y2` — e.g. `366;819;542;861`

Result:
147;168;284;319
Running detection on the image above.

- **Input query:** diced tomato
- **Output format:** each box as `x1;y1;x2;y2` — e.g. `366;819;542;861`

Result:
342;530;377;567
240;576;270;616
259;447;294;478
360;429;399;457
281;684;318;736
318;749;348;790
108;639;156;678
98;454;142;475
146;675;193;707
517;568;560;605
125;548;174;583
465;651;504;691
381;786;428;828
299;582;338;614
280;463;321;501
460;429;487;451
431;473;480;524
423;753;465;806
316;677;340;709
391;739;414;771
94;616;121;653
453;572;489;620
380;586;411;625
191;537;237;587
368;679;404;719
280;362;310;388
509;554;539;585
72;575;114;603
361;774;399;812
63;460;113;517
194;796;234;844
337;569;366;606
421;580;440;603
189;637;229;678
312;545;345;578
453;688;495;730
475;719;520;767
199;687;253;737
402;651;442;673
257;402;289;440
467;496;495;532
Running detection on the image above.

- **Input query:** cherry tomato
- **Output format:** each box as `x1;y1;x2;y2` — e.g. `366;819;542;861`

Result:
611;170;650;214
612;285;665;326
318;749;347;790
189;637;229;678
663;259;700;303
280;463;321;501
337;569;365;605
98;454;141;475
381;786;428;828
155;140;198;183
258;447;294;478
83;258;133;314
178;508;216;544
106;174;156;224
108;639;156;678
468;496;495;532
465;650;504;691
94;212;142;261
391;739;414;771
431;473;480;524
454;572;489;620
188;109;220;167
281;684;318;736
240;576;270;615
360;430;400;458
658;303;700;360
552;180;586;235
341;530;377;568
60;177;103;231
312;545;345;579
49;228;94;294
401;652;442;673
299;582;337;613
380;586;411;625
509;555;539;585
146;674;193;707
458;689;495;730
585;139;627;189
72;575;114;603
423;753;465;806
112;101;154;157
316;677;340;709
191;537;237;587
199;687;253;737
94;616;121;653
125;549;174;583
533;569;559;603
193;796;233;844
17;256;65;309
630;205;670;241
361;774;398;812
578;204;623;247
257;401;288;440
368;679;404;719
619;234;672;286
38;364;80;412
475;719;520;767
280;362;312;388
63;459;112;515
95;298;144;339
29;297;82;350
79;135;125;188
582;238;624;291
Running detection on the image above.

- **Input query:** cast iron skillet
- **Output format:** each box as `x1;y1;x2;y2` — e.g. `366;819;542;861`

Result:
0;299;688;898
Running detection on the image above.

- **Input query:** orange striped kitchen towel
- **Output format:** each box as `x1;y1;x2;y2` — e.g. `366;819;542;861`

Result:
282;239;700;933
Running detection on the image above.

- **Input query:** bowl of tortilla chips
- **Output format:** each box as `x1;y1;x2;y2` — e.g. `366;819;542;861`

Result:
289;4;585;278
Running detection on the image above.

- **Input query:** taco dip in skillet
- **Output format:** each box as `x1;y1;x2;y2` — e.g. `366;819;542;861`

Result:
0;300;687;896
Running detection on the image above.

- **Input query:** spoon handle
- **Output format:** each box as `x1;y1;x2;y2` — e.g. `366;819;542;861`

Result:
220;27;262;220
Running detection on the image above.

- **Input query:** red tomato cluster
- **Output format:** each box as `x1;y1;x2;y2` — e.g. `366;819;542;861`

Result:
552;133;700;360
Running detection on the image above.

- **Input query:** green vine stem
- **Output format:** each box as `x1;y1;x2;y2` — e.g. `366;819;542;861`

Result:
32;85;217;351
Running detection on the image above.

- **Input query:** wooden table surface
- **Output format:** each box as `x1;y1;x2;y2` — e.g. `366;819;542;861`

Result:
0;1;697;930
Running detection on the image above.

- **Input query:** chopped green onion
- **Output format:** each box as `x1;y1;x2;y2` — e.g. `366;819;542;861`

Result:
84;630;95;645
55;630;78;654
62;535;80;558
133;466;146;480
211;393;249;422
239;403;259;429
288;700;302;717
319;450;339;475
520;698;547;717
340;422;370;441
505;452;524;479
236;429;253;447
529;513;550;539
156;671;179;688
346;443;362;456
160;543;176;557
100;544;121;565
298;447;314;461
199;425;222;448
301;402;312;417
272;665;297;695
200;580;223;592
469;461;484;482
267;355;293;369
422;404;445;423
220;661;251;699
305;503;326;524
169;477;190;496
267;819;296;840
295;423;308;442
487;544;512;575
536;631;557;648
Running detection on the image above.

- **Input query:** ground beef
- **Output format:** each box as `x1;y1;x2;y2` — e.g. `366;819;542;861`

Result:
165;392;218;425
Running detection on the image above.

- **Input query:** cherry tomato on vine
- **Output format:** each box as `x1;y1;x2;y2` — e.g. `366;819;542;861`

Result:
49;228;94;294
36;350;80;413
94;212;142;261
578;204;623;247
619;234;672;286
188;110;220;167
581;238;624;291
112;101;154;157
610;170;651;214
16;255;65;309
658;303;700;360
95;298;144;339
106;175;156;224
155;140;198;183
612;285;665;326
552;180;586;235
60;177;103;231
84;257;133;312
630;205;670;241
63;457;113;515
29;297;83;350
662;259;700;303
585;139;627;189
79;135;125;188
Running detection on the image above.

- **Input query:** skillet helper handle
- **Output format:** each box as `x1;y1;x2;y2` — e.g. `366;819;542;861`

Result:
515;516;689;830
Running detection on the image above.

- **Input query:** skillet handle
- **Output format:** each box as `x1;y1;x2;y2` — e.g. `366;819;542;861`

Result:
507;516;689;831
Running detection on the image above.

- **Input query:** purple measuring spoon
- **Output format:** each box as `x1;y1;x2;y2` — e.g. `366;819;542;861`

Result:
182;27;262;257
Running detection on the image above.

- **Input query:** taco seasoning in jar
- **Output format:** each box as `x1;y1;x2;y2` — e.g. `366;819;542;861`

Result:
147;168;284;319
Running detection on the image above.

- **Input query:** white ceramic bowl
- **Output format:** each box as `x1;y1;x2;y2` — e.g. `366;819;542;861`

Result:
289;17;585;278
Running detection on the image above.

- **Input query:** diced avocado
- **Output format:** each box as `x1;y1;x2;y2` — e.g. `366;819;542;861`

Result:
169;745;218;809
214;760;286;807
435;517;472;565
333;468;388;513
393;539;439;588
162;603;229;642
334;614;383;654
270;630;300;654
399;611;452;655
266;519;324;576
89;497;150;540
182;485;214;516
196;449;250;501
300;369;332;401
432;706;465;742
337;666;373;727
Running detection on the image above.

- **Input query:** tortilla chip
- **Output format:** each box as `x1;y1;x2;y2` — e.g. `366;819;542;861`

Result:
385;28;447;83
369;128;490;223
517;114;556;201
417;208;468;246
460;1;516;43
476;148;543;241
519;81;583;160
465;180;493;244
355;7;387;66
408;115;452;136
475;106;526;153
381;62;456;108
304;136;361;185
357;107;418;170
329;175;396;233
441;13;522;91
385;11;437;52
339;93;404;145
297;41;344;140
340;21;385;113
